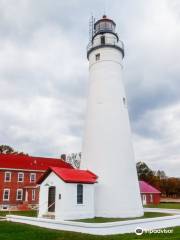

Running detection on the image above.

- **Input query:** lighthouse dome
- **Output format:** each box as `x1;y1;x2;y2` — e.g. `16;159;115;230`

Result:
94;15;116;35
87;15;124;59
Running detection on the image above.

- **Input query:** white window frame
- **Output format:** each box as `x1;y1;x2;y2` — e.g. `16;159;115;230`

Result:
142;194;147;205
18;172;24;182
150;194;153;203
32;189;36;201
30;173;36;183
4;171;11;182
16;189;23;201
3;189;10;201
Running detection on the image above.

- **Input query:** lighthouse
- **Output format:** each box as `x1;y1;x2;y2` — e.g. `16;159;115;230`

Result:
81;15;143;217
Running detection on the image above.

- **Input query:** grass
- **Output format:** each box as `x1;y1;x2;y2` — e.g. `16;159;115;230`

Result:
0;210;37;217
0;221;180;240
145;203;180;209
76;212;171;223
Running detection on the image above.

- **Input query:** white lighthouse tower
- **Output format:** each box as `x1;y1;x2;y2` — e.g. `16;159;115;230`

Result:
81;15;143;218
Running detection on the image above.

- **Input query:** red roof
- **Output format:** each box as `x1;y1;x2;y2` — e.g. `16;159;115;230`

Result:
38;166;98;184
139;181;161;194
0;154;73;171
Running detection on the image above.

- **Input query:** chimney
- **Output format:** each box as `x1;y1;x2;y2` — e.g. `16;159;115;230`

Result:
61;154;66;161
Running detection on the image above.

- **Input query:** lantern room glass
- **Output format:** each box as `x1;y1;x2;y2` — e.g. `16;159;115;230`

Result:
95;20;115;34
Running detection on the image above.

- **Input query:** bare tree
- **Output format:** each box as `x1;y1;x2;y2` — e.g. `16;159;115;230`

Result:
0;145;28;155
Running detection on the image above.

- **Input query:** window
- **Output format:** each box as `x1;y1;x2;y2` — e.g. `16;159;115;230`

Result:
77;184;83;204
101;36;105;45
150;194;153;203
18;172;24;182
123;97;126;106
142;194;146;205
3;189;10;201
4;172;11;182
16;189;23;201
2;205;8;210
32;189;36;201
30;173;36;183
95;53;100;61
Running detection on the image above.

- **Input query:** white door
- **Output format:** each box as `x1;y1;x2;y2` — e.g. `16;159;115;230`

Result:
142;194;147;205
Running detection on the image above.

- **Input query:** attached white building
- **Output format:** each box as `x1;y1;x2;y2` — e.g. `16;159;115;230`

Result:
38;167;97;220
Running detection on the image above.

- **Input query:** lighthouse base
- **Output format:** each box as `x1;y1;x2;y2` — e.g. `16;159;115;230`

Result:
91;179;144;219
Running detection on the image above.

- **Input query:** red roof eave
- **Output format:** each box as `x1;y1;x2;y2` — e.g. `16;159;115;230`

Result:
139;180;161;194
63;179;97;184
0;154;73;171
38;167;98;185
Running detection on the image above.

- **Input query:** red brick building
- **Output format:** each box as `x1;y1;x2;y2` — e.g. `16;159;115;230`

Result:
0;154;72;210
0;154;161;210
139;180;161;205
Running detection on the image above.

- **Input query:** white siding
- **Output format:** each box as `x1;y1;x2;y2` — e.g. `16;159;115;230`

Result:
38;172;95;220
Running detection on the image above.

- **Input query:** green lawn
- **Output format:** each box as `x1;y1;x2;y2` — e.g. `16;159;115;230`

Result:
76;212;171;223
0;221;179;240
0;210;37;217
145;203;180;210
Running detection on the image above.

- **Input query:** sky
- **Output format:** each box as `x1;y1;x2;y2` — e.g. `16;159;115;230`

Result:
0;0;180;177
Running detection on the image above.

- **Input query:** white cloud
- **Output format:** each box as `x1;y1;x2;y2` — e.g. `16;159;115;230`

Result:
0;15;86;156
0;95;84;156
0;0;180;176
133;102;180;177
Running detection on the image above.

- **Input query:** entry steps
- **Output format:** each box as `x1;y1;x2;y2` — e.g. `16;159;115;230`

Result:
42;214;55;219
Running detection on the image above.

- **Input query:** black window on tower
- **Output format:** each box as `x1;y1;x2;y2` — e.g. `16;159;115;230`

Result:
77;184;83;204
101;36;105;45
95;53;100;61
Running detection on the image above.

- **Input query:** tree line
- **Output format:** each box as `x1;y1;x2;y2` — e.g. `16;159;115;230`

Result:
0;145;28;155
137;162;180;198
1;145;179;198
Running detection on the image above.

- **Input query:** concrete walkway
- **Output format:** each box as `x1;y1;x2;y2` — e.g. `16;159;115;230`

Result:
0;217;6;221
6;209;180;235
145;207;180;215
